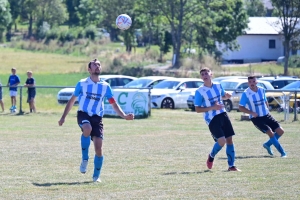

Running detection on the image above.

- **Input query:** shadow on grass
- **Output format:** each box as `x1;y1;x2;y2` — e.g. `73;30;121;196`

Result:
32;181;91;187
218;155;273;160
162;170;213;176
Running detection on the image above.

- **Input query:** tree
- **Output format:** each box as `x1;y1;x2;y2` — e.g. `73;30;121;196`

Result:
244;0;266;16
0;0;12;42
271;0;300;75
65;0;80;27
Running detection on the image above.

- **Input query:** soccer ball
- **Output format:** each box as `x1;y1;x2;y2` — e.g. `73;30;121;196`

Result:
116;14;132;30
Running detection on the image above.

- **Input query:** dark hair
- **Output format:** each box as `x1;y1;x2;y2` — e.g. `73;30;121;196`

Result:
248;76;256;80
88;59;100;68
200;67;211;74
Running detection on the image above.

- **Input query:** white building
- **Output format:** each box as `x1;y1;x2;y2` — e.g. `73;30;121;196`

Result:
219;17;299;64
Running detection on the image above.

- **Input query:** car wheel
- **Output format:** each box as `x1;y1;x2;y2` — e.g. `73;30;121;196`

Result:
224;100;232;112
161;98;175;109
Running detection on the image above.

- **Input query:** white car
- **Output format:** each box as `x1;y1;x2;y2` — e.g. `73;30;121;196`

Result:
57;75;136;104
123;76;172;88
151;78;203;109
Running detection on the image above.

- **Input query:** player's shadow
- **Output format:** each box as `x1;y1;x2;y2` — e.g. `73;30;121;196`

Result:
32;181;91;187
162;170;213;176
218;155;273;160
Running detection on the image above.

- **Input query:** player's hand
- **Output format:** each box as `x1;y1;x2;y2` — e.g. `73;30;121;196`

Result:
124;113;134;120
251;112;258;118
58;118;65;126
224;92;231;99
213;101;224;110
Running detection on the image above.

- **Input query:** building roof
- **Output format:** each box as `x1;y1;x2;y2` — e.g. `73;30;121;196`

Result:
245;17;282;35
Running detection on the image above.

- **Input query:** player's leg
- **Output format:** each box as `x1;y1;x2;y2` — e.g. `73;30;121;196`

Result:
91;115;104;182
77;111;92;173
0;100;4;112
265;129;286;157
207;114;225;169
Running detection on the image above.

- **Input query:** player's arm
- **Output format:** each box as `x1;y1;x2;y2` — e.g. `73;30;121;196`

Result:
109;97;134;120
58;95;77;126
220;85;231;100
194;90;223;113
238;93;257;116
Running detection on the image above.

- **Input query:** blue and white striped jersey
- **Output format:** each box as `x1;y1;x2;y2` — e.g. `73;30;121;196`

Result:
74;77;113;117
194;83;226;125
239;86;269;118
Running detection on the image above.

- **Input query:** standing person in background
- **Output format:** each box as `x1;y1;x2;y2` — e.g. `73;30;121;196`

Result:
0;79;4;112
239;76;287;157
7;68;20;111
194;67;241;171
58;59;134;183
24;71;36;113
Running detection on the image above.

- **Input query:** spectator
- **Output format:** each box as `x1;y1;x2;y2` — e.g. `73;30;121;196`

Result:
24;71;36;113
0;80;4;112
7;68;20;111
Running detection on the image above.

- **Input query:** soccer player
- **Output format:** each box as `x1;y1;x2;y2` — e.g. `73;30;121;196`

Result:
24;71;36;113
7;68;20;111
194;68;240;171
58;59;134;182
239;76;286;157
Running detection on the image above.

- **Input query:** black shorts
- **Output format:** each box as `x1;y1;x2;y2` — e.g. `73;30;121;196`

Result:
77;111;104;140
208;112;235;141
27;90;36;103
250;113;280;133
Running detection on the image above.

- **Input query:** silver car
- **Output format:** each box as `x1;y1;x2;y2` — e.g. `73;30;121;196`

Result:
151;78;203;109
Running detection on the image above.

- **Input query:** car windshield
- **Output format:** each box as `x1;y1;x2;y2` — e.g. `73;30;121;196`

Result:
220;81;239;89
281;81;300;90
123;79;152;88
153;80;180;89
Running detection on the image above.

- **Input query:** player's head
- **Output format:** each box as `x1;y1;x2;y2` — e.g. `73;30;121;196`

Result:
11;68;16;74
247;76;257;89
88;59;101;75
200;68;212;82
27;71;32;77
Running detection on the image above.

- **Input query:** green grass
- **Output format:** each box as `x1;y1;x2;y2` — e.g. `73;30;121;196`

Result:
0;110;299;199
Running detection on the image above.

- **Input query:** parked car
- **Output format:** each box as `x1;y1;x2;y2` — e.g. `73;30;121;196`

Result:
151;78;203;109
212;76;247;83
267;81;300;110
187;78;274;112
122;76;172;88
258;76;300;89
57;75;136;104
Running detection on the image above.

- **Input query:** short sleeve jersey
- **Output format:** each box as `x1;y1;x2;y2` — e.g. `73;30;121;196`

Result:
8;75;20;91
74;77;114;117
26;78;35;92
239;86;269;118
194;83;226;125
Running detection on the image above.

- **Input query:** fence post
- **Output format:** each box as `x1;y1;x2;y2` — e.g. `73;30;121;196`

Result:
19;86;24;114
294;91;298;121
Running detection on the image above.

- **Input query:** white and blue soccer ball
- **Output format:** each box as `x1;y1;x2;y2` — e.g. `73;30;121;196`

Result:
116;14;132;30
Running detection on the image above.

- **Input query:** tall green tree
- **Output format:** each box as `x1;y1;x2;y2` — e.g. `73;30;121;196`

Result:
76;0;103;26
0;0;12;42
65;0;80;27
7;0;22;41
271;0;300;75
244;0;266;16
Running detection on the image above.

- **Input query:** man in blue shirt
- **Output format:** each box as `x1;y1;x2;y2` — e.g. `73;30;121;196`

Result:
194;67;240;171
58;59;134;183
239;76;286;157
7;68;20;111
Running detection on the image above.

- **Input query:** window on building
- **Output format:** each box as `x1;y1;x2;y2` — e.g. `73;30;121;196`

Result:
269;40;276;49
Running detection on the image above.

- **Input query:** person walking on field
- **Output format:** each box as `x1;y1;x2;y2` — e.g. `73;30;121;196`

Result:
7;68;20;111
58;59;134;183
194;68;241;171
239;76;286;157
0;80;4;112
24;71;36;113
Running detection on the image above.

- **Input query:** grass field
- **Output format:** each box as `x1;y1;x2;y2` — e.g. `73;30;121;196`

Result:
0;110;299;199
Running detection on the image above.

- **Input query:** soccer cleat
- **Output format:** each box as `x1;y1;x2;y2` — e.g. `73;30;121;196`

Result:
206;154;214;169
228;166;241;172
263;143;274;156
80;160;88;174
281;153;287;158
93;176;101;182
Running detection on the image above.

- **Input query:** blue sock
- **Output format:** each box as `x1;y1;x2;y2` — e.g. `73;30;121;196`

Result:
81;134;90;160
226;144;235;167
93;155;104;178
270;137;285;155
210;142;223;158
265;132;281;146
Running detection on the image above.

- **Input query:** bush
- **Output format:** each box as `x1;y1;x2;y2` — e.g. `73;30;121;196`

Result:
84;25;97;40
288;55;300;68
